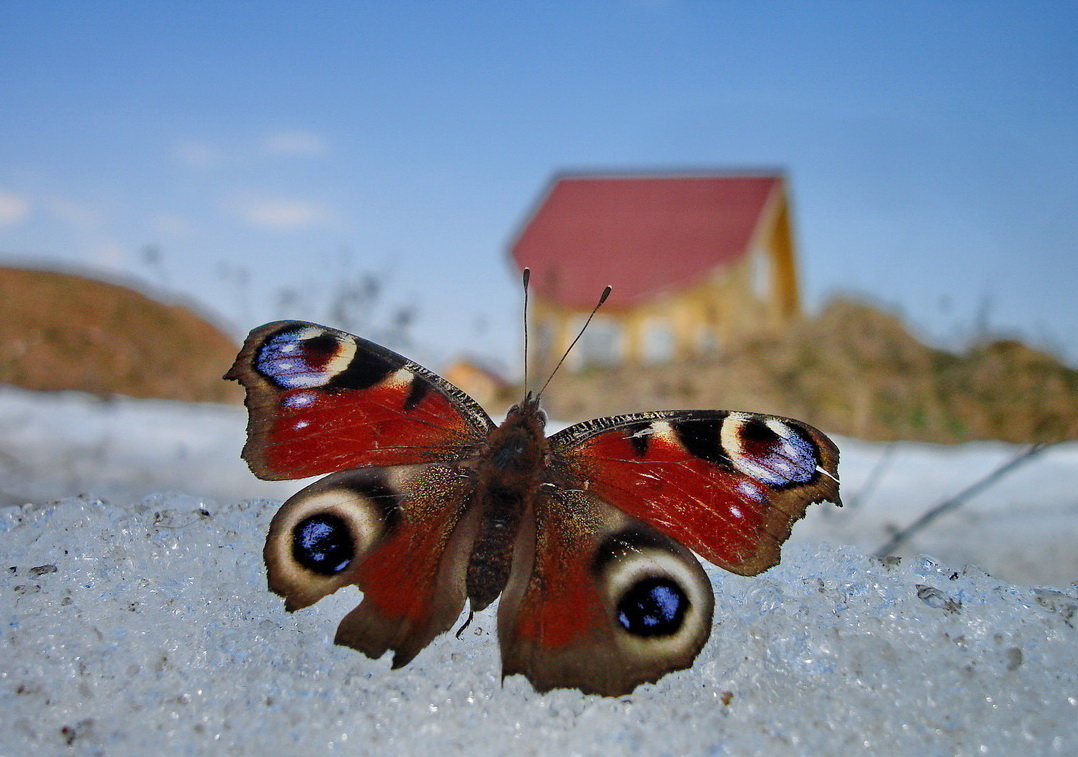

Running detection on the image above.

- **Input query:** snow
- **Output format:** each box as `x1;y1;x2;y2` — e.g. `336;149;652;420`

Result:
0;387;299;507
1;386;1075;754
797;441;1078;586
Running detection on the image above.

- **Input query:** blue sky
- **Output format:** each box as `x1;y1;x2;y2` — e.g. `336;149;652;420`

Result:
1;1;1076;371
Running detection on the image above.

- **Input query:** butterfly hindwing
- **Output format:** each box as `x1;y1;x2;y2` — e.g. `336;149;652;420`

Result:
497;487;714;696
225;321;494;479
548;410;841;576
264;462;480;667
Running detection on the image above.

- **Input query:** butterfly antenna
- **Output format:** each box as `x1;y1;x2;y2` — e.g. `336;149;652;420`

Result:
521;268;531;400
535;284;612;400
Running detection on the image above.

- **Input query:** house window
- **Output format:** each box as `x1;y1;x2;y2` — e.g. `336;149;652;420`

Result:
751;250;770;299
698;326;720;354
578;317;621;368
532;319;554;370
643;321;674;363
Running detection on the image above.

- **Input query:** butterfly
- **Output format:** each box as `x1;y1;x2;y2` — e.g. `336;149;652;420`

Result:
226;313;840;696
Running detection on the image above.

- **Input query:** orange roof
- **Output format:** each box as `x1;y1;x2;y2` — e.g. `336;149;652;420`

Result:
510;173;783;310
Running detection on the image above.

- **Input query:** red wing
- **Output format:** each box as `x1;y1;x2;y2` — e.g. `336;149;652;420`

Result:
548;410;840;576
264;463;478;667
497;488;714;696
225;321;493;479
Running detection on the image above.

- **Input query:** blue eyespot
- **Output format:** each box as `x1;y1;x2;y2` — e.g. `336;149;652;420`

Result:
616;577;688;637
257;329;341;389
732;417;818;487
292;514;354;576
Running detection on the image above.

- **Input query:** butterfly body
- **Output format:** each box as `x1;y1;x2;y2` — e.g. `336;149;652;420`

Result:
227;320;840;696
465;396;547;611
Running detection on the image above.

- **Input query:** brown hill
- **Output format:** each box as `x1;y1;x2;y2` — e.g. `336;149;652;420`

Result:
0;266;241;403
540;299;1078;444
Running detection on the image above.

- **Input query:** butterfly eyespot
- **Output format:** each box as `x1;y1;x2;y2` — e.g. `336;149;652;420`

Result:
264;470;406;610
721;413;819;488
593;527;714;667
256;327;357;389
292;514;355;576
616;576;689;637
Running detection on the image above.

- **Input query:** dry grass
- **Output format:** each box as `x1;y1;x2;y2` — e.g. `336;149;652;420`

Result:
537;299;1078;443
0;266;242;403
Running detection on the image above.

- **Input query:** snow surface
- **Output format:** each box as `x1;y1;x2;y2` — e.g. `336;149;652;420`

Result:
1;386;1076;754
0;387;299;508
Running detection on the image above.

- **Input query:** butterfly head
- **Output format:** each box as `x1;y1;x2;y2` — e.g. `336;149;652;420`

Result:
505;391;545;424
496;393;547;451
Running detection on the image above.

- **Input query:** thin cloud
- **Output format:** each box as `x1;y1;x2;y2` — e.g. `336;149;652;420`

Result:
263;130;327;157
48;196;105;233
233;197;329;229
0;190;30;227
176;140;223;169
150;213;193;236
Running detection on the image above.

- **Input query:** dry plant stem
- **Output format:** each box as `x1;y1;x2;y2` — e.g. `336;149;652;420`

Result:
874;443;1055;558
845;442;896;512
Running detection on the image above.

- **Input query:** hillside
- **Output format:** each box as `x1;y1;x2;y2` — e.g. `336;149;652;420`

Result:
540;299;1078;444
0;266;241;403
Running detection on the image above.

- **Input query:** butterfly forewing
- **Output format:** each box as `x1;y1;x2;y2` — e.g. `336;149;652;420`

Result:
225;321;494;479
548;410;841;576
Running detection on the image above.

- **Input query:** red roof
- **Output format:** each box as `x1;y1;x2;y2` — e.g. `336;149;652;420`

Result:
510;174;783;310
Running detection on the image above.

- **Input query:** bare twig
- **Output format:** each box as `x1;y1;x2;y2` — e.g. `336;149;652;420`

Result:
874;443;1056;558
845;442;896;512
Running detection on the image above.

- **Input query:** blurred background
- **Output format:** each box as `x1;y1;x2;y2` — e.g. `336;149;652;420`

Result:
1;2;1076;581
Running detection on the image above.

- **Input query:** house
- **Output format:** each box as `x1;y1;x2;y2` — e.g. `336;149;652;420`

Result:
509;172;801;376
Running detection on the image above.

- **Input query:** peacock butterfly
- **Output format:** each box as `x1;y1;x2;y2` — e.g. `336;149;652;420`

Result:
225;284;840;696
